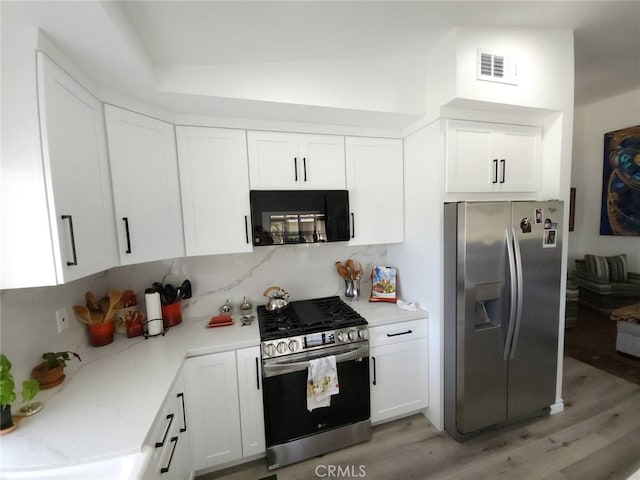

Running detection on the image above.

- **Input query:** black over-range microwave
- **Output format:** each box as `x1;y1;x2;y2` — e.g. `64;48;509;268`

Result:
249;190;350;246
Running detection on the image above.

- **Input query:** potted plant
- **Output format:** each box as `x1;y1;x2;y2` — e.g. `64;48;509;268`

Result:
18;379;42;417
0;354;17;432
31;351;81;389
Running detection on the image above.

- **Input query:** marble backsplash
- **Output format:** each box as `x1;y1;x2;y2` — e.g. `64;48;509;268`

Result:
0;243;386;383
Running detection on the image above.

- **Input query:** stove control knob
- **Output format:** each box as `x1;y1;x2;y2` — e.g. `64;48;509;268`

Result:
358;329;368;340
337;331;347;343
348;329;358;342
263;343;275;357
288;339;300;353
276;341;288;354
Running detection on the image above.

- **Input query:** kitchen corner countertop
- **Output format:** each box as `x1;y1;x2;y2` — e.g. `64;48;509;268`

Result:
0;301;427;475
0;314;260;475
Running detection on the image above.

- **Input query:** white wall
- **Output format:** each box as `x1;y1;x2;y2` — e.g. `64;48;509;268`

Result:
388;120;444;429
569;88;640;272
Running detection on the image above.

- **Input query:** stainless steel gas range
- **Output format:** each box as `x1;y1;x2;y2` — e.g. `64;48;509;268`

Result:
258;296;371;470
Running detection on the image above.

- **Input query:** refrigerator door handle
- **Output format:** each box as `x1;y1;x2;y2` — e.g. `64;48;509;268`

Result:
504;228;518;361
509;227;525;360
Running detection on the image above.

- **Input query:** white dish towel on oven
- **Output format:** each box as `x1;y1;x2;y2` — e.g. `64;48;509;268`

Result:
307;355;339;412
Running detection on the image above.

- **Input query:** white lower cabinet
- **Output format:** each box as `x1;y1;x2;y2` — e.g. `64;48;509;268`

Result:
144;368;191;479
369;318;429;424
236;346;266;457
185;346;265;473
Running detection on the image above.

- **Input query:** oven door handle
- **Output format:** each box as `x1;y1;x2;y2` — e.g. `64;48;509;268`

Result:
262;344;369;377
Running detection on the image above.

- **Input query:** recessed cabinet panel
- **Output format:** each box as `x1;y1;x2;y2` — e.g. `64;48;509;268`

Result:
176;126;252;256
247;130;345;190
105;106;184;265
185;351;242;471
370;337;429;424
236;346;266;457
346;136;404;245
36;52;117;284
445;120;541;193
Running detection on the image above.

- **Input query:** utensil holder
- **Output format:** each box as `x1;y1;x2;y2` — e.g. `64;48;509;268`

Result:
344;279;360;301
88;320;114;347
162;301;182;328
113;306;138;335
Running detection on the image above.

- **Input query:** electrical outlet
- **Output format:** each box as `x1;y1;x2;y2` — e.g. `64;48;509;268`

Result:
56;307;69;333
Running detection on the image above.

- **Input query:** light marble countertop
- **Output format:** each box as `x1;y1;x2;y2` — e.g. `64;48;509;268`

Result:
0;300;427;474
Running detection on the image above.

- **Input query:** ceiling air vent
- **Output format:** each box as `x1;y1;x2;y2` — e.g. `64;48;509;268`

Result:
477;49;518;86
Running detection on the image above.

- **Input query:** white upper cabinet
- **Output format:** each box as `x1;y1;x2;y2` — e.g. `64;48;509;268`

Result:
176;126;252;256
32;52;118;285
247;130;346;190
445;120;542;193
105;105;184;265
346;136;404;245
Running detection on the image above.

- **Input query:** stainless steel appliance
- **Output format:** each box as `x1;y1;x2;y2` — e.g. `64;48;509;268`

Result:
250;190;350;246
444;201;563;440
258;296;371;470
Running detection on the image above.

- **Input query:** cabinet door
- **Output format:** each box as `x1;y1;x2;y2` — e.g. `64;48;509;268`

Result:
445;121;496;193
370;337;429;424
236;346;266;457
346;137;404;245
105;106;184;265
177;127;252;256
37;52;118;283
297;134;346;189
445;120;541;193
184;352;242;471
497;125;541;192
247;130;299;189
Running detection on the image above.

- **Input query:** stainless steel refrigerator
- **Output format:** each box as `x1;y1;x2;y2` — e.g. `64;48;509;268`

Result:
444;201;563;440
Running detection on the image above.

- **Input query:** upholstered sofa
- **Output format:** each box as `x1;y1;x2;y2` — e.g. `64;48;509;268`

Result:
573;254;640;310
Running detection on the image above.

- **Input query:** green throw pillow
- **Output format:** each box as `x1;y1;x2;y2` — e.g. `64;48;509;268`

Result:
584;254;628;282
606;254;628;282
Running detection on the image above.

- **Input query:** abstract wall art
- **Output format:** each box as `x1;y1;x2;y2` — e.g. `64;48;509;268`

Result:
599;125;640;236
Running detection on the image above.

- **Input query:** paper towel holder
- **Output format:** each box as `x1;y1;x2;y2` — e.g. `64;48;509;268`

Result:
142;318;168;339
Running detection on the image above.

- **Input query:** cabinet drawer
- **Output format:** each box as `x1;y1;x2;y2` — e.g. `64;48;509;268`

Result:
369;318;427;348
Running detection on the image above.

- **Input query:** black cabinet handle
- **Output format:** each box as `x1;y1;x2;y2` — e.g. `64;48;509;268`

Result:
160;436;179;474
294;157;298;182
123;217;132;254
244;215;249;244
61;215;78;266
303;157;307;182
386;329;413;338
177;392;187;433
500;159;506;183
372;357;377;386
255;357;260;390
155;413;174;448
492;159;498;184
350;213;355;239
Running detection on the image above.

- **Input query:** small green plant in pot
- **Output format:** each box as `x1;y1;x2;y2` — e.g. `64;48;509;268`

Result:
0;354;17;431
18;379;42;416
31;351;81;389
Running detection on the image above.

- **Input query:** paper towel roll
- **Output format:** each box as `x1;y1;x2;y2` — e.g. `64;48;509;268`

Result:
145;289;163;336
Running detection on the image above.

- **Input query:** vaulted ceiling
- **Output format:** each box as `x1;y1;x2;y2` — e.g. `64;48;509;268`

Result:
3;1;639;129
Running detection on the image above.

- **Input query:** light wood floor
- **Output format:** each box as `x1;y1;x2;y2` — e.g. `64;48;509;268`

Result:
200;356;640;480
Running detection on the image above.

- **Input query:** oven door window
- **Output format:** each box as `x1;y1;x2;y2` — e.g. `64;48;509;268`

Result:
262;357;370;446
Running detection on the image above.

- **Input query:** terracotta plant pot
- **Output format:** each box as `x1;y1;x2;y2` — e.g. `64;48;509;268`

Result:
31;363;65;389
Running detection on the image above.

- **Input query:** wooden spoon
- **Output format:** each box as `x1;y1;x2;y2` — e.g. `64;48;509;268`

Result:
103;290;121;323
85;291;100;311
335;262;349;280
72;305;92;325
90;310;104;324
346;259;356;279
